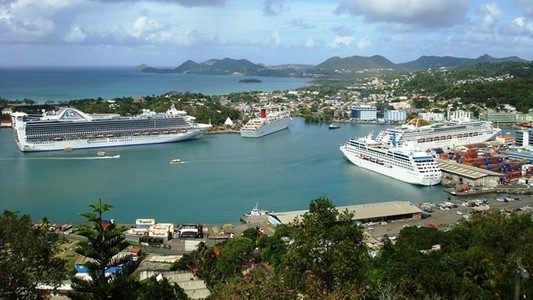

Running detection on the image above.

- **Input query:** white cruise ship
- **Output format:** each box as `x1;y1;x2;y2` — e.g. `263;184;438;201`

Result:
340;133;441;186
375;118;500;151
11;106;212;152
240;108;291;138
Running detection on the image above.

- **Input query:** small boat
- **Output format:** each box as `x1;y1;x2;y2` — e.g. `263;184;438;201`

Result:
96;151;107;157
169;158;181;165
329;123;340;130
243;202;269;217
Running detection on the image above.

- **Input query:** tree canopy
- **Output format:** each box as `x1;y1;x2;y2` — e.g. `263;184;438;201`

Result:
0;211;66;300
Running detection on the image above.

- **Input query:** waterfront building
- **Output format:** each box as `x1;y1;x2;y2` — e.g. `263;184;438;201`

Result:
267;201;423;226
351;105;377;121
438;159;503;188
384;110;407;123
135;219;156;230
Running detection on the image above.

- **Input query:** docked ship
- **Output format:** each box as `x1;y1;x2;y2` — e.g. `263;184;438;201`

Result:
340;133;442;186
375;118;500;151
11;106;212;152
240;108;291;138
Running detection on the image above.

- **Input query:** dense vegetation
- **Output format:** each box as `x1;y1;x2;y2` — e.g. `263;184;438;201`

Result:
1;196;532;298
58;93;242;126
0;211;66;299
399;61;533;113
174;197;533;299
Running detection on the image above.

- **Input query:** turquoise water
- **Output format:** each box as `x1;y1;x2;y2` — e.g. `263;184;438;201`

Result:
0;119;450;224
0;67;310;102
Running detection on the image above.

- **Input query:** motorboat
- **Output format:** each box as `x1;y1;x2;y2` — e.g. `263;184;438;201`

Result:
243;202;269;217
169;158;181;165
329;123;340;130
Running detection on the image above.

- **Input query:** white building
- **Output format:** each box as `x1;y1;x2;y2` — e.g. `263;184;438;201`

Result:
384;110;407;123
418;112;445;122
136;219;156;230
448;110;473;122
351;105;377;121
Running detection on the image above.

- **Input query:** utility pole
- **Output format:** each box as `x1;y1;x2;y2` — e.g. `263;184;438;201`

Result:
515;259;530;300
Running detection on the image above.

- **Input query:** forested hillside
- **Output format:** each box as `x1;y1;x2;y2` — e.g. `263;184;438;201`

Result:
400;62;532;113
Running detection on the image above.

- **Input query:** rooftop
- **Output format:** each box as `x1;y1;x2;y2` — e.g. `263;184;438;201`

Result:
437;159;503;179
268;201;422;225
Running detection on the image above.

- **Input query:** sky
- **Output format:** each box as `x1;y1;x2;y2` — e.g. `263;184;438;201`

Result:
0;0;532;67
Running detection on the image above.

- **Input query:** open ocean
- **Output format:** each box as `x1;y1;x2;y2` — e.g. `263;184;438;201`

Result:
0;67;310;102
0;67;450;225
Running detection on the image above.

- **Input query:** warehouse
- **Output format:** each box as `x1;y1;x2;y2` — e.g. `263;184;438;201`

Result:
438;159;503;188
268;201;423;226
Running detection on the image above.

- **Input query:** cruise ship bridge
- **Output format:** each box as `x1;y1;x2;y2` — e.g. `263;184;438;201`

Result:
267;201;423;226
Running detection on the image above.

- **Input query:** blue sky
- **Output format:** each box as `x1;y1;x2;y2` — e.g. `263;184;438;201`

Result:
0;0;531;66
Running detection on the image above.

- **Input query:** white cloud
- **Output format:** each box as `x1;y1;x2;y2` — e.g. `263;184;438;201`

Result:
477;2;501;33
500;16;533;36
130;16;164;38
329;35;354;48
0;0;72;42
63;26;87;43
268;30;281;46
305;38;315;48
335;0;469;28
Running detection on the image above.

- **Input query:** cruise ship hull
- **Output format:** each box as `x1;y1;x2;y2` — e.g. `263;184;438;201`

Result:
13;126;210;152
340;144;441;186
240;117;291;138
11;107;212;152
377;121;501;151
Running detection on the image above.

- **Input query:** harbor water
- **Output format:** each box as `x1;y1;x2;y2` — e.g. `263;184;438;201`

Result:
0;119;450;224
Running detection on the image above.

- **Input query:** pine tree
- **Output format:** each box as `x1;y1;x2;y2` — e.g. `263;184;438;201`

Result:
67;199;135;299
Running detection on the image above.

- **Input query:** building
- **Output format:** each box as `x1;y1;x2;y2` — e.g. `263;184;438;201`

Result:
516;111;533;123
448;110;473;122
438;159;503;188
136;218;155;229
495;134;516;146
268;201;423;226
351;105;377;121
418;112;445;122
1;107;12;115
515;128;532;148
384;110;407;123
482;112;516;125
139;270;210;299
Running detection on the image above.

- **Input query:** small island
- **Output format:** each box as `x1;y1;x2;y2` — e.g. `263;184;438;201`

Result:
238;78;262;83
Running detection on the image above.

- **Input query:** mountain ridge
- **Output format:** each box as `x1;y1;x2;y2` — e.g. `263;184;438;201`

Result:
137;54;529;76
